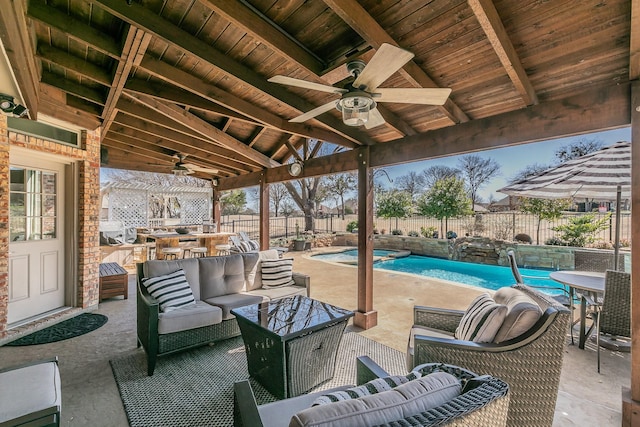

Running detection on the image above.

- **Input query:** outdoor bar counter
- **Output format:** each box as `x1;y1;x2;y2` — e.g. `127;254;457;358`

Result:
140;232;236;259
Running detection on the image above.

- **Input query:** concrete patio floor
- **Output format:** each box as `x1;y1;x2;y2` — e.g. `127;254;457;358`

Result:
0;246;630;426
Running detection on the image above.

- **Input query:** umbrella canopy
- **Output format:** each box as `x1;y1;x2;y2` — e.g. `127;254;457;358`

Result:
498;141;630;201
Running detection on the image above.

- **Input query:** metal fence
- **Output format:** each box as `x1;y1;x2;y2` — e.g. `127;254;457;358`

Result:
218;211;630;246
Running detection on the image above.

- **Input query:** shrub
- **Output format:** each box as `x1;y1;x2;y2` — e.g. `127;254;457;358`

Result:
545;236;566;246
551;213;610;247
589;240;614;250
420;226;438;238
346;220;358;233
407;230;419;237
446;231;457;239
391;229;403;235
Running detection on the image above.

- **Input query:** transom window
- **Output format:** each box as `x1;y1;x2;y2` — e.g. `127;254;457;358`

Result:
10;167;57;241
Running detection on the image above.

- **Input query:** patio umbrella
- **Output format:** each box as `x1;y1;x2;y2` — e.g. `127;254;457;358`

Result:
498;141;630;265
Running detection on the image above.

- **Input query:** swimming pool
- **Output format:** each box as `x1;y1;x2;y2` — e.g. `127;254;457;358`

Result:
313;249;400;263
313;250;559;293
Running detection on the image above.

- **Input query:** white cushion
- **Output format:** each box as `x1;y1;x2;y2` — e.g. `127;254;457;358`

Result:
493;287;543;343
261;258;295;288
312;372;424;405
157;301;222;334
454;293;507;342
141;269;196;312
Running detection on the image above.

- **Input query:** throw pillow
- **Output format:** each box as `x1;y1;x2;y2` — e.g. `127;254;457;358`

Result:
455;293;507;342
261;258;295;288
239;241;252;252
312;371;424;405
141;269;196;312
247;239;260;250
493;286;543;343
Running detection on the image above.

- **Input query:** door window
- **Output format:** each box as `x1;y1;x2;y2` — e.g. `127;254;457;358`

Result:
10;167;57;241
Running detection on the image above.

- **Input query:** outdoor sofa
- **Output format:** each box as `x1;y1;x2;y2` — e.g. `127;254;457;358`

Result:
234;359;510;427
136;249;309;375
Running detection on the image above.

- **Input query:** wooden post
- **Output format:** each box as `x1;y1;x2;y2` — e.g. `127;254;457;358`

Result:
259;177;269;251
354;147;377;329
624;79;640;426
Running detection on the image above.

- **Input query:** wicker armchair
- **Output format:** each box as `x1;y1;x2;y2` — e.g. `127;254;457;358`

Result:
573;249;624;272
234;358;510;427
408;284;570;427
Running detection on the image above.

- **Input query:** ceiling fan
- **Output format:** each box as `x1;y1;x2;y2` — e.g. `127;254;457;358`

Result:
268;43;451;129
172;154;218;176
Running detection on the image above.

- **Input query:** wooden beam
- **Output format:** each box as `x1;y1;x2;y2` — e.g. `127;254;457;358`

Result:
375;105;417;137
92;0;370;146
323;0;470;124
28;0;120;59
136;57;358;148
129;93;279;168
40;71;105;105
0;0;40;118
285;140;304;163
468;0;538;106
630;80;640;405
309;140;324;159
247;127;267;148
38;91;101;129
630;0;640;80
259;179;270;251
370;83;631;168
355;146;376;329
201;0;325;75
36;45;112;86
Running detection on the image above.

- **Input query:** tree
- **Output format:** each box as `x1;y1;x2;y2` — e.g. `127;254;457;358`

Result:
375;190;413;231
555;138;603;163
508;163;550;183
324;172;357;219
552;213;610;247
395;171;425;201
417;177;472;238
221;189;246;215
457;155;501;208
519;197;571;244
422;165;460;188
269;183;290;217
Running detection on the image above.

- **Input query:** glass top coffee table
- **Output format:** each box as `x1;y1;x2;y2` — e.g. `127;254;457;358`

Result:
231;295;354;398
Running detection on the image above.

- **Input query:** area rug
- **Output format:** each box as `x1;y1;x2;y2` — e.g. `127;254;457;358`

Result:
6;313;108;346
110;332;406;427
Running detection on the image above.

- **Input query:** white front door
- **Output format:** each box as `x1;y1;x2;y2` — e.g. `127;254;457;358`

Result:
8;152;66;325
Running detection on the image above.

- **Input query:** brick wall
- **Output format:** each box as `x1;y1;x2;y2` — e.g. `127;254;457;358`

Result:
0;117;100;337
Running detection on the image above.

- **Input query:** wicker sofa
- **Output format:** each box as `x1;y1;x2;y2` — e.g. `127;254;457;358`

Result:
136;249;309;375
407;284;570;427
234;358;510;427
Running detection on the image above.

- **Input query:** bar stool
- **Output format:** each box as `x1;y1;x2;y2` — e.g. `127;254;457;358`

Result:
190;247;208;258
147;243;156;260
215;244;231;256
161;247;182;260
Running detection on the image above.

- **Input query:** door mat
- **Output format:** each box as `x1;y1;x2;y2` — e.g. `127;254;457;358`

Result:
5;313;108;346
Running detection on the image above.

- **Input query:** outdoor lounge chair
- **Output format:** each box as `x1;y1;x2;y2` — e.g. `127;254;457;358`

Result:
238;231;260;250
507;250;571;307
234;359;510;427
230;235;257;253
407;284;570;427
583;269;631;373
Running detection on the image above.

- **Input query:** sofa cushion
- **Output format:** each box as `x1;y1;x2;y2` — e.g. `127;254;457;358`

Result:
290;372;461;427
157;301;222;334
243;250;280;291
312;372;424;405
245;285;306;300
261;258;295;288
204;293;266;320
454;293;507;342
141;269;196;313
199;255;246;299
144;258;200;300
493;286;543;343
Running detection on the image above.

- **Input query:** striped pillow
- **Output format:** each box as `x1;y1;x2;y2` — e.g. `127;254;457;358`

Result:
261;258;295;288
455;293;507;342
312;371;424;405
141;269;196;312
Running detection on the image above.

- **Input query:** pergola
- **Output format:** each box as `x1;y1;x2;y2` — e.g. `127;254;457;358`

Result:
1;0;639;421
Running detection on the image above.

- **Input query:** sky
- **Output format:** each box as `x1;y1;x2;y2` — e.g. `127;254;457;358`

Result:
379;127;632;203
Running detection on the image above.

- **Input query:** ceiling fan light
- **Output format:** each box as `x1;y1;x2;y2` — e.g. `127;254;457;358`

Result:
337;94;375;126
288;161;303;177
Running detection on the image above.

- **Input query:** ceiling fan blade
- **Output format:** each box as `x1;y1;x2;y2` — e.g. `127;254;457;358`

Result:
375;88;452;105
268;75;347;94
184;163;218;174
289;101;337;123
364;108;386;129
353;43;414;91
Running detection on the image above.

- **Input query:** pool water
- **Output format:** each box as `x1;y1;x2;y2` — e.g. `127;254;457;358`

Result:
313;249;399;262
313;251;561;294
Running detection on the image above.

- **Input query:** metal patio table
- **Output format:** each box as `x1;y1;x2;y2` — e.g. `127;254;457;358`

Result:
231;295;354;399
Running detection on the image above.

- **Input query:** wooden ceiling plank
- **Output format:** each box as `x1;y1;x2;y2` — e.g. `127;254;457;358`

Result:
129;92;279;168
201;0;324;75
92;0;370;146
137;56;358;148
101;26;151;139
37;45;112;86
40;71;105;105
630;0;640;80
0;0;40;117
468;0;538;106
322;0;470;124
27;0;120;59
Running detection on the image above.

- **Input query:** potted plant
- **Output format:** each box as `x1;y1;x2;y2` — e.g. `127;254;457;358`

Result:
293;222;306;251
